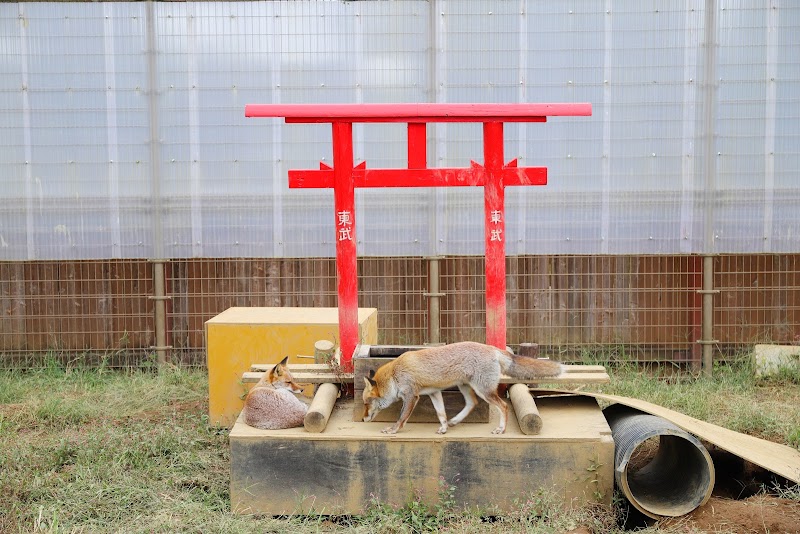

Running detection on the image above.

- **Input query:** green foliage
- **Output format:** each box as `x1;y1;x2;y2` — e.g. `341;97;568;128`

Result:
789;427;800;450
760;360;800;385
355;475;467;533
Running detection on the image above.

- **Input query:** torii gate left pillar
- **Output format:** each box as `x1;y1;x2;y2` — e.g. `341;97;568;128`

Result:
246;103;592;371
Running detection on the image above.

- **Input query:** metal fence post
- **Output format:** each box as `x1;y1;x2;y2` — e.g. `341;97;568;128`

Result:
425;256;444;345
699;0;719;376
150;259;171;365
697;255;719;377
145;2;170;367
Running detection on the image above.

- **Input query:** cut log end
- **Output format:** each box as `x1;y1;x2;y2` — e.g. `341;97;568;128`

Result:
304;382;339;433
509;383;542;435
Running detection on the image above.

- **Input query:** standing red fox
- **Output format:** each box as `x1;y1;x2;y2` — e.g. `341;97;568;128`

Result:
362;341;563;435
242;356;308;430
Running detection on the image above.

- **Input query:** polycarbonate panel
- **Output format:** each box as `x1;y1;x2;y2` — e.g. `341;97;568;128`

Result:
714;0;800;253
0;2;151;260
0;1;798;260
152;1;431;259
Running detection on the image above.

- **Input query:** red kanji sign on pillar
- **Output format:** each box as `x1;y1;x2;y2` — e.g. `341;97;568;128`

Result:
245;103;592;370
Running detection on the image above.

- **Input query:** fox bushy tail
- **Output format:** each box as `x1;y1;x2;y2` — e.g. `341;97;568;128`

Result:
501;352;563;379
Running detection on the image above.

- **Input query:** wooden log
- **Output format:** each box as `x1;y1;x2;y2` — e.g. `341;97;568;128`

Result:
509;383;542;435
313;339;336;394
304;383;339;433
314;339;336;365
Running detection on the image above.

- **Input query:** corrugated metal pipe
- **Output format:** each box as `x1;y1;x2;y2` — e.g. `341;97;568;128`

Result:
603;404;714;519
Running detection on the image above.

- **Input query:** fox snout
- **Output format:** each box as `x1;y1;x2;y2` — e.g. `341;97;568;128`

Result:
362;373;383;422
362;401;378;422
282;380;305;394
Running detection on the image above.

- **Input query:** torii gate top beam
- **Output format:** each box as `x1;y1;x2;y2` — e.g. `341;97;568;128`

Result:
245;102;592;123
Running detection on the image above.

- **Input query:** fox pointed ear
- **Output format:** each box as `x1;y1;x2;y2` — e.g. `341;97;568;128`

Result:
272;356;289;377
366;370;378;387
364;369;377;388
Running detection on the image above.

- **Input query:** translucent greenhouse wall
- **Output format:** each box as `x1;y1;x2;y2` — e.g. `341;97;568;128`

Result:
0;0;798;261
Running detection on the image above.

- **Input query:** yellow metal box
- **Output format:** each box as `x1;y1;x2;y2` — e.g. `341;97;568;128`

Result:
206;306;378;426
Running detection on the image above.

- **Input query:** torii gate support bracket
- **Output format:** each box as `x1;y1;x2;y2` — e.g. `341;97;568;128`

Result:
245;103;592;371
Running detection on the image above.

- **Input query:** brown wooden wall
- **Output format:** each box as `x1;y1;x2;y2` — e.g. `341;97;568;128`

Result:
1;255;798;367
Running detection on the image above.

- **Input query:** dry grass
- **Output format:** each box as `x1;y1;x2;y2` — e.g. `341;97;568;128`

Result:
0;359;797;533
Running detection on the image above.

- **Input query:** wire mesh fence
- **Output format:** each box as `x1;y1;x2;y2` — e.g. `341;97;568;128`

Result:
716;254;800;351
437;256;703;363
1;255;798;370
0;260;154;369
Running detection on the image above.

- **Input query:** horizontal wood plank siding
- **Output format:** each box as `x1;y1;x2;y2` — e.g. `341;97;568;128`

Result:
1;255;798;367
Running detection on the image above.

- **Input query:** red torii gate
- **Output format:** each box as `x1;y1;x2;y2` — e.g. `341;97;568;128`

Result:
245;103;592;370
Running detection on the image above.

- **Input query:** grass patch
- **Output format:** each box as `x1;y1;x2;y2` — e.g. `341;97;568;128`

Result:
0;361;797;532
590;359;800;447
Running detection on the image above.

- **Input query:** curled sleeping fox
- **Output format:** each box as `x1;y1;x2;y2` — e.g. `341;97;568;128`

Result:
242;356;308;430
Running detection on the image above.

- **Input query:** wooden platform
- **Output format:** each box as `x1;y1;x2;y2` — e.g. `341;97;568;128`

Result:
229;395;614;515
245;361;610;424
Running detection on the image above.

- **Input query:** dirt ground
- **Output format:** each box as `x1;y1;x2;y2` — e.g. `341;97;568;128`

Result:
661;494;800;534
626;446;800;533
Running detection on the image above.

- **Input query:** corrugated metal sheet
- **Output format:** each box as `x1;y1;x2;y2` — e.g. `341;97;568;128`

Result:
0;0;797;260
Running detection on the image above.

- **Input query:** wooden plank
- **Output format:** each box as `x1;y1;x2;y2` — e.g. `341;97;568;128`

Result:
535;373;610;383
0;262;26;351
506;256;520;343
241;369;609;385
6;253;799;366
252;362;607;373
541;389;800;485
24;262;44;351
359;345;426;356
250;363;607;382
264;259;282;307
242;371;353;384
171;260;190;351
251;363;333;372
563;364;607;373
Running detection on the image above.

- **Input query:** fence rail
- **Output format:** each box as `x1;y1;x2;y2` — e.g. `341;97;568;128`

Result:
1;255;798;370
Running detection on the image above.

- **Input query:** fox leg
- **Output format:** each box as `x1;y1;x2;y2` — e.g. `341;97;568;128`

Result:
383;393;419;434
472;388;508;434
447;384;478;427
428;391;449;434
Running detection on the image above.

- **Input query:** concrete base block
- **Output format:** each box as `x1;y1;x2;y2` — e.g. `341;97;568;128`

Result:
753;344;800;377
230;395;614;515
